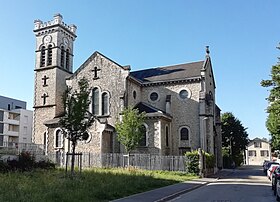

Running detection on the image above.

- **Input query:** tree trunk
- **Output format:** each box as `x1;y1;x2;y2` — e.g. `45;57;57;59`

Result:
71;142;76;176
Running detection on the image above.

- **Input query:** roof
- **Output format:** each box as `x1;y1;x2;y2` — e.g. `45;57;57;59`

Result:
133;102;172;121
130;61;204;83
134;102;159;113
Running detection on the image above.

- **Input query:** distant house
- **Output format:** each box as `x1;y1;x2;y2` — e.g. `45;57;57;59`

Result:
246;138;271;165
0;95;33;147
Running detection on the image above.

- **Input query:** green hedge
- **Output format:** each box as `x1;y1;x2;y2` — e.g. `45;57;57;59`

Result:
185;150;215;175
185;150;199;175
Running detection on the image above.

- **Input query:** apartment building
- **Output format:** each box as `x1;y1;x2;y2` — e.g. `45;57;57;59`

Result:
0;95;33;147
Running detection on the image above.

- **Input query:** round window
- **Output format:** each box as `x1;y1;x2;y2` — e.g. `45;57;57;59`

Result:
150;92;159;101
179;90;189;99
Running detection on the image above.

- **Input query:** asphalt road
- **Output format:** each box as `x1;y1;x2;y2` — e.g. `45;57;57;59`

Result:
169;165;275;202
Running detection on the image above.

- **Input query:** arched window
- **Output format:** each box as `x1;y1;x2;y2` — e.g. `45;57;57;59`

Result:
102;92;109;115
92;88;99;115
40;46;46;67
66;49;70;70
139;124;147;147
60;46;65;68
47;45;52;66
180;127;189;140
166;125;169;147
43;132;47;154
55;129;63;148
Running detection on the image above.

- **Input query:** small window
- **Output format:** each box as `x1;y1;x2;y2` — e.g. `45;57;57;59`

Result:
165;125;169;147
150;92;159;102
133;91;136;99
47;45;52;66
139;125;147;147
180;127;189;140
0;111;3;121
179;90;189;99
248;150;256;157
66;49;70;70
260;150;269;157
40;46;46;67
0;123;3;133
254;142;262;148
92;88;99;115
0;135;3;146
102;92;109;115
55;129;63;148
60;46;65;68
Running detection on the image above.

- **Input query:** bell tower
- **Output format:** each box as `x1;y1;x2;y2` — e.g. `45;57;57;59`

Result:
33;14;77;144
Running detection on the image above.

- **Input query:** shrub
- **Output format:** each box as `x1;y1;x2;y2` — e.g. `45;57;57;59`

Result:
185;150;199;175
0;161;9;172
204;152;215;169
35;160;55;170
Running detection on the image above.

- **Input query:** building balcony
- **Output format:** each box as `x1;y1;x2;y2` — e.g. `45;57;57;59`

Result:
6;131;19;137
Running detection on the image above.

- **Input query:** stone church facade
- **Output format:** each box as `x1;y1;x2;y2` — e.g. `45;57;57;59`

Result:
32;14;222;168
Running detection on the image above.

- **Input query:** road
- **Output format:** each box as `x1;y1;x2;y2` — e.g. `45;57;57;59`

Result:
169;165;275;202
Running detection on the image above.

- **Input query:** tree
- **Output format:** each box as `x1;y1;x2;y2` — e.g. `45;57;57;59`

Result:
115;106;146;166
221;112;249;167
261;50;280;150
59;77;94;175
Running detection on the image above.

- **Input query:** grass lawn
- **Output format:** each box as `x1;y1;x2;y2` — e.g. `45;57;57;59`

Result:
0;168;197;202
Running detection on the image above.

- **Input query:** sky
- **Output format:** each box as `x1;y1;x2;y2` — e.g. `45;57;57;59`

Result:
0;0;279;140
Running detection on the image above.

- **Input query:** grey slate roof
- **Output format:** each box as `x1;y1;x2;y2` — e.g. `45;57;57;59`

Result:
130;61;204;83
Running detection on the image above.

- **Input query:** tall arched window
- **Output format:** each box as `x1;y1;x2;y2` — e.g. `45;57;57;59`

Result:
102;92;109;115
43;132;47;154
40;46;46;67
47;45;52;66
180;127;189;140
66;49;70;70
166;125;169;147
92;88;99;115
139;124;147;147
55;129;63;148
60;46;65;68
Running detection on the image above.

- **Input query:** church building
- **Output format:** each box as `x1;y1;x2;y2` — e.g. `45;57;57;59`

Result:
32;14;222;168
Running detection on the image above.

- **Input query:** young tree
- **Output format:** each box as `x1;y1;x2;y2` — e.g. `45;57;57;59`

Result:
221;112;249;167
115;106;146;166
261;50;280;150
59;77;94;175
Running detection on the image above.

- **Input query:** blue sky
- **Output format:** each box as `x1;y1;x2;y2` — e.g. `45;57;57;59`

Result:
0;1;279;140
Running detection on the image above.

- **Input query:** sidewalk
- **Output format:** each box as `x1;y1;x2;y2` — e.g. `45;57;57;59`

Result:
112;169;233;202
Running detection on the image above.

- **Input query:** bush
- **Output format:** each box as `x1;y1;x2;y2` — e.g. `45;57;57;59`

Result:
185;150;199;175
35;160;55;170
205;152;215;169
1;152;55;172
0;161;9;172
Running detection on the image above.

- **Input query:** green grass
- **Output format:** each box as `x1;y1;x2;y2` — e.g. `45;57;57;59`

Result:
0;168;198;202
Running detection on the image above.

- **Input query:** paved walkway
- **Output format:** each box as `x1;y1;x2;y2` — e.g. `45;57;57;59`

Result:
111;169;233;202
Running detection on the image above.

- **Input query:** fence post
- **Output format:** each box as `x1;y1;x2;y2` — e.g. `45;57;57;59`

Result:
198;148;204;177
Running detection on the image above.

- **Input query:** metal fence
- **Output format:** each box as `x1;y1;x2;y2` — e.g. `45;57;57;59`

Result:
46;153;188;172
0;143;188;171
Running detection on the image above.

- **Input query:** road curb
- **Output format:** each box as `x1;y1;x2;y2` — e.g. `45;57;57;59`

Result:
154;182;209;202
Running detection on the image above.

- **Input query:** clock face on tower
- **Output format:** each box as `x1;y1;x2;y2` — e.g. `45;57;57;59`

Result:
44;35;52;44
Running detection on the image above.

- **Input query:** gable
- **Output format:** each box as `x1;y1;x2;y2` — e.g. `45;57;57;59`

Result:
68;51;128;80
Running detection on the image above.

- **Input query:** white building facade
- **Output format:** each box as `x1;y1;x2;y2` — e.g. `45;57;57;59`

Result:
0;96;33;147
246;138;271;165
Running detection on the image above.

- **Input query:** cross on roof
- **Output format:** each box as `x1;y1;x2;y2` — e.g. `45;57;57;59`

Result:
41;93;49;105
91;66;101;78
42;75;49;86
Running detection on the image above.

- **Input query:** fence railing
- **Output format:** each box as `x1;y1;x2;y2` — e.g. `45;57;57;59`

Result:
45;152;188;172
